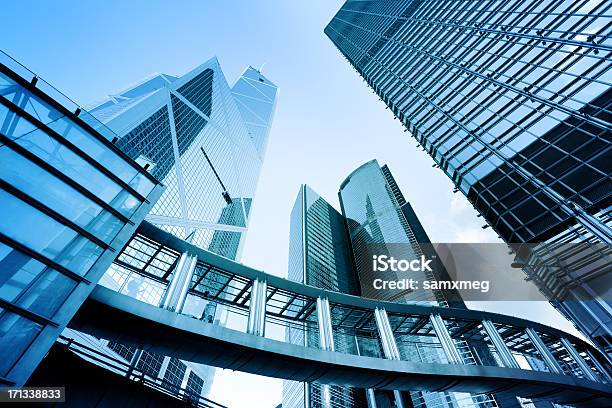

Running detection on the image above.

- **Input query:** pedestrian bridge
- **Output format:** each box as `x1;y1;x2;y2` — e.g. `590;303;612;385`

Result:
68;223;612;407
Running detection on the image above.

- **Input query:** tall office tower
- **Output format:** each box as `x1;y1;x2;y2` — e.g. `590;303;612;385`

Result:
339;160;457;307
339;160;494;408
0;56;162;386
89;60;277;259
284;185;365;408
71;60;277;400
326;0;612;354
284;170;494;408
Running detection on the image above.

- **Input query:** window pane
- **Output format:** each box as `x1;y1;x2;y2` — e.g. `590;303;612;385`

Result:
0;308;42;376
0;148;123;243
0;189;102;275
0;244;46;302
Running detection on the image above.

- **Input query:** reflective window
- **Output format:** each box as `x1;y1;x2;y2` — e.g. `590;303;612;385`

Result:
0;148;123;243
0;308;42;376
0;188;102;275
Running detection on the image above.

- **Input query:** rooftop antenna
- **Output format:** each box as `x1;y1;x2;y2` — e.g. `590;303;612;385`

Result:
258;62;266;73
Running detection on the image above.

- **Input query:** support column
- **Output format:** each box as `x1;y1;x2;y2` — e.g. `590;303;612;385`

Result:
560;338;598;382
525;328;562;374
374;308;400;359
366;388;377;408
159;252;198;313
429;314;462;364
482;320;519;369
373;308;404;408
586;349;612;383
247;278;267;336
316;297;334;351
125;349;143;379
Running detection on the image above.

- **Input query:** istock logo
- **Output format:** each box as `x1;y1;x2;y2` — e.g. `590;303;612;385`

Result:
372;254;433;272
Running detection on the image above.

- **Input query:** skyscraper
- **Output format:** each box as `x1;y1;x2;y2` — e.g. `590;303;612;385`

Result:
284;185;364;408
89;60;277;259
285;165;496;408
339;160;458;307
340;161;493;408
69;60;277;401
326;0;612;354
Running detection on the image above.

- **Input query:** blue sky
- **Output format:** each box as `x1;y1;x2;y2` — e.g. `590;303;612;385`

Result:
1;1;584;406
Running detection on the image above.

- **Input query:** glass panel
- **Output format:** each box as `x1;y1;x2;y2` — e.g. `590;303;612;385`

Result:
17;267;76;318
128;172;155;197
0;148;123;243
0;242;76;319
47;116;139;183
0;103;37;139
4;126;141;216
0;243;46;302
0;308;42;376
0;189;102;275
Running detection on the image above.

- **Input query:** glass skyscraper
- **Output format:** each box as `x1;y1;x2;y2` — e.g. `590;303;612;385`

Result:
69;60;278;400
0;55;162;386
339;161;493;408
284;185;364;408
339;160;451;306
285;166;495;408
89;60;277;259
326;0;612;354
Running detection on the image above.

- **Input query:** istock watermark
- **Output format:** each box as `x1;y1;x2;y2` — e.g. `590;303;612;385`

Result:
372;278;490;293
372;254;432;272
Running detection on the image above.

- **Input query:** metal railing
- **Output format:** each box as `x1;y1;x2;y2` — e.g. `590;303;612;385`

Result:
56;336;227;408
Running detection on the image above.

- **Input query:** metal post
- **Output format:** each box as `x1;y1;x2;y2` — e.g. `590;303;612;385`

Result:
373;308;404;408
159;252;197;312
560;338;598;382
316;297;335;351
525;328;562;374
176;256;197;313
393;390;405;408
374;308;400;359
482;320;519;369
125;349;143;379
429;314;462;364
247;278;267;336
366;389;378;408
585;349;612;383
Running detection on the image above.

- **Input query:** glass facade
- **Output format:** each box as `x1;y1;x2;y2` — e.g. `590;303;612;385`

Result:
339;160;491;408
326;0;612;355
284;185;364;408
89;61;277;259
339;160;447;306
284;168;496;408
64;59;277;402
0;58;162;386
